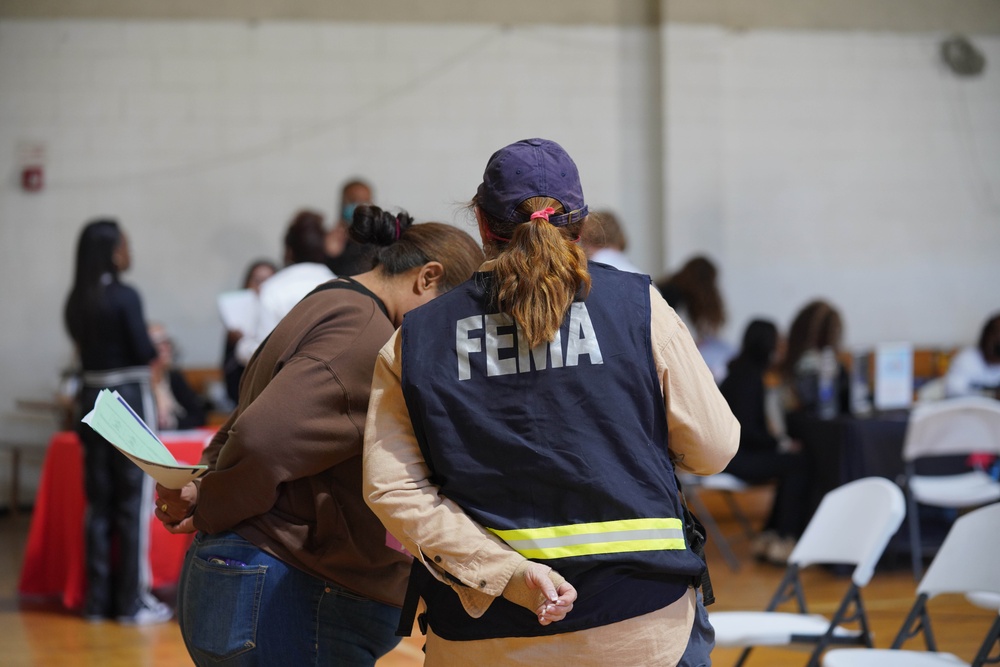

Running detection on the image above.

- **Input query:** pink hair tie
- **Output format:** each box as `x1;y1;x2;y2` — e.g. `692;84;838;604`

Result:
529;207;556;222
394;217;402;240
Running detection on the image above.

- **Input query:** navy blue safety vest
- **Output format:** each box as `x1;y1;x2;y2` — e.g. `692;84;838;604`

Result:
399;263;706;641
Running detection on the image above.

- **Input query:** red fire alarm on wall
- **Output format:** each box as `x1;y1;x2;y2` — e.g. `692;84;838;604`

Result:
21;166;44;192
18;141;47;193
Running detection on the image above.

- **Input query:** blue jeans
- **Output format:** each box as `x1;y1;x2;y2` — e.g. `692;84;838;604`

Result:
178;531;401;666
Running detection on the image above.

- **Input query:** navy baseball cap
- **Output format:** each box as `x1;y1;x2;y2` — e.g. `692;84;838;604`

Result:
476;138;588;227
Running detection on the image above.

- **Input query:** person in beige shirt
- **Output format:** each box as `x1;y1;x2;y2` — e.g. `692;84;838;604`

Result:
364;139;739;666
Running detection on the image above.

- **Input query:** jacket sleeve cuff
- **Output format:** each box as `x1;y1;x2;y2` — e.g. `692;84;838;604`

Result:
418;544;523;618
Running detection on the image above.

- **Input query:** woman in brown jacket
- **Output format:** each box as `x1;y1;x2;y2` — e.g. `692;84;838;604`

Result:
155;206;484;667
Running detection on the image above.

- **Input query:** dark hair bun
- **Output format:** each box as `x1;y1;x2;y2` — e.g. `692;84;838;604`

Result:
350;205;414;246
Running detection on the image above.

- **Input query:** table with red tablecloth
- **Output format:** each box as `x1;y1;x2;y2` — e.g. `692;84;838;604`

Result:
17;429;213;610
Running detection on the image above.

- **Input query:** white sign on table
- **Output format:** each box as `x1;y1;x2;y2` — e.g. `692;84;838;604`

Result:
874;342;914;411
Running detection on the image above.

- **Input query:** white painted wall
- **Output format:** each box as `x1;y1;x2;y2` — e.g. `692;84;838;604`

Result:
1;18;998;505
665;24;1000;349
0;19;660;455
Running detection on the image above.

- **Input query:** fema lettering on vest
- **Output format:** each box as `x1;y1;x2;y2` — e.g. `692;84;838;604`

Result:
456;303;604;380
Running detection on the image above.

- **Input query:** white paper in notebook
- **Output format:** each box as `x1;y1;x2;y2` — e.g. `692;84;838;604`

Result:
82;389;208;489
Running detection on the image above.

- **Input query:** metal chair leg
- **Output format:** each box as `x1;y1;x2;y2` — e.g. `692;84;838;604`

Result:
907;491;924;580
722;490;758;541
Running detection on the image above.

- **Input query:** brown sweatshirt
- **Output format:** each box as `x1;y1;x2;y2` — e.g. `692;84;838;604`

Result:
194;278;410;607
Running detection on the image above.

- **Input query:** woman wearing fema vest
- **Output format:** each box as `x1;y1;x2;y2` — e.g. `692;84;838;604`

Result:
363;138;740;665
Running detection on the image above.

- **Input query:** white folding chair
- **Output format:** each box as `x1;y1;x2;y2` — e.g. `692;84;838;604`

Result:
902;396;1000;579
678;472;759;571
709;477;906;667
967;592;1000;611
823;502;1000;667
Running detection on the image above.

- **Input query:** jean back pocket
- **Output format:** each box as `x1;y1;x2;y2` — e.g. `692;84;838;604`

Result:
182;556;267;663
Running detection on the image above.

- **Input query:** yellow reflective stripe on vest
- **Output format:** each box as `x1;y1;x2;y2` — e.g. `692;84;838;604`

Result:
488;518;686;560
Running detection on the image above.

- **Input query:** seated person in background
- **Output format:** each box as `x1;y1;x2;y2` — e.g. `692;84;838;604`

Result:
149;322;207;431
945;312;1000;398
235;210;335;365
579;209;644;274
657;255;735;383
720;319;811;565
222;259;277;405
781;298;850;416
326;178;378;276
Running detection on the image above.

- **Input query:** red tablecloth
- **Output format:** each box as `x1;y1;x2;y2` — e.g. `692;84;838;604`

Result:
17;429;213;610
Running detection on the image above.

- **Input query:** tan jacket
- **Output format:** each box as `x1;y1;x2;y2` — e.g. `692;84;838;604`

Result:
363;283;739;663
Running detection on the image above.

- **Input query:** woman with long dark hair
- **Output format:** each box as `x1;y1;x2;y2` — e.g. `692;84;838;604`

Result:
363;139;739;665
64;218;171;624
720;319;812;564
657;255;735;383
781;299;848;412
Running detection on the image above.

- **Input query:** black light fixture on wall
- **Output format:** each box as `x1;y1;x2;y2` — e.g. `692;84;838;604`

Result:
940;34;986;77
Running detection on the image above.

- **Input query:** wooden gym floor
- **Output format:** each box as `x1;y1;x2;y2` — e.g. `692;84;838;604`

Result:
2;487;993;666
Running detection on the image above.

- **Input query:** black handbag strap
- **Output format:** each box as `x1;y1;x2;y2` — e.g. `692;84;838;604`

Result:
675;474;716;606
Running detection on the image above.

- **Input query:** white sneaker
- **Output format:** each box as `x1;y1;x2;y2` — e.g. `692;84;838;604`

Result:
765;536;797;566
117;600;173;626
751;531;777;561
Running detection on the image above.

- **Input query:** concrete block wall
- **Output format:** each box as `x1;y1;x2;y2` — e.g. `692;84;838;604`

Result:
0;19;658;454
665;24;1000;348
0;19;998;507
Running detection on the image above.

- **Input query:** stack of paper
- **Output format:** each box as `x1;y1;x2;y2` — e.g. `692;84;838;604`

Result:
83;389;208;489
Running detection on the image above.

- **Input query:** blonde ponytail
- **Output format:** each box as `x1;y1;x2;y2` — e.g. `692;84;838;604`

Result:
488;197;591;348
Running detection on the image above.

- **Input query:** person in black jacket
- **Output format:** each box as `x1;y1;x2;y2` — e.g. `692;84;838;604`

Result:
64;218;172;624
720;319;811;565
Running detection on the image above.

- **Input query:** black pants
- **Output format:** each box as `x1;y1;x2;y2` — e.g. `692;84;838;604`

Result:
725;450;811;538
78;375;156;618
